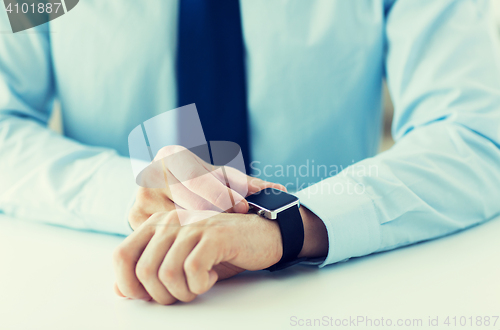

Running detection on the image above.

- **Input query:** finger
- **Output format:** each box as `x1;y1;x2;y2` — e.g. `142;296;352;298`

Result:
157;145;224;188
215;166;251;195
247;176;287;195
184;239;220;295
113;216;164;300
198;166;287;213
158;146;250;214
165;154;247;213
135;228;178;305
166;168;224;213
195;165;251;214
202;165;250;210
212;166;248;213
197;157;232;186
114;282;126;298
158;231;200;302
216;166;287;199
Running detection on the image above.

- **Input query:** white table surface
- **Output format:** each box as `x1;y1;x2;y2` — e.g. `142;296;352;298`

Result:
1;214;499;330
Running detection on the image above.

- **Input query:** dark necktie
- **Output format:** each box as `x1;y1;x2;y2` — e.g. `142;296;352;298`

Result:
176;0;250;170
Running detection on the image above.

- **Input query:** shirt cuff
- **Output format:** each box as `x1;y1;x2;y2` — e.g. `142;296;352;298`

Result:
82;154;138;236
293;175;381;267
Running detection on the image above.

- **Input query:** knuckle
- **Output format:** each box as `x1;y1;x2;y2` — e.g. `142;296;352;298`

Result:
157;146;171;158
135;262;154;282
135;187;151;202
128;211;145;230
155;212;181;233
141;212;161;228
138;162;165;188
112;245;130;264
177;227;200;241
184;257;200;275
158;268;176;285
155;223;171;236
154;210;175;224
158;145;185;158
165;211;180;225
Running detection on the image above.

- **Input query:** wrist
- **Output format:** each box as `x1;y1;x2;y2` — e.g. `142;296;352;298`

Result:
264;214;284;266
247;213;283;267
297;206;329;258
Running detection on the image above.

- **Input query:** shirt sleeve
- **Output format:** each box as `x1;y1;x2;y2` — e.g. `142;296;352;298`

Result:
0;16;135;235
295;0;500;267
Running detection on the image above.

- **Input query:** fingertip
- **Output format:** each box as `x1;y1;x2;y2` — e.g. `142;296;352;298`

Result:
208;270;218;288
271;183;287;192
190;270;218;296
234;200;249;213
114;283;126;297
263;182;287;193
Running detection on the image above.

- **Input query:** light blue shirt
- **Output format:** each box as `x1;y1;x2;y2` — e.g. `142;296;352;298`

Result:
1;0;500;267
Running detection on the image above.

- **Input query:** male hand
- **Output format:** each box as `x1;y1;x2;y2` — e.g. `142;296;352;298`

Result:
113;209;283;304
128;145;287;230
116;145;328;304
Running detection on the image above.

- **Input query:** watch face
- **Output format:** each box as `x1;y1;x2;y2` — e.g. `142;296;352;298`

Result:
246;188;299;211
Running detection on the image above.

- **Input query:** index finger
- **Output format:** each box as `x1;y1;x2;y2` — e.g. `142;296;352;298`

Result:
164;149;248;213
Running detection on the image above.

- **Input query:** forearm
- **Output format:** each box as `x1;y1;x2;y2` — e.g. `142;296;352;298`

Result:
295;121;500;266
0;116;136;234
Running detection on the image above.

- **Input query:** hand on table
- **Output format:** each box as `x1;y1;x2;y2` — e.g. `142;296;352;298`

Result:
114;145;328;304
113;209;283;304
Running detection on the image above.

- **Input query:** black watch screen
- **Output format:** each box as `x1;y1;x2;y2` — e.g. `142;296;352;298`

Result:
246;188;298;211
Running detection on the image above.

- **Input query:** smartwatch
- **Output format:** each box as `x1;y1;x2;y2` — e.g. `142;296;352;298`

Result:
246;188;305;271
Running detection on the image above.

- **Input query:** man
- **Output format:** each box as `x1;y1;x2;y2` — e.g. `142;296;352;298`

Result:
1;0;500;305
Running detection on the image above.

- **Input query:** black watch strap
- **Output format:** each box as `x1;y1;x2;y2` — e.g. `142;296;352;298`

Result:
265;204;305;272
